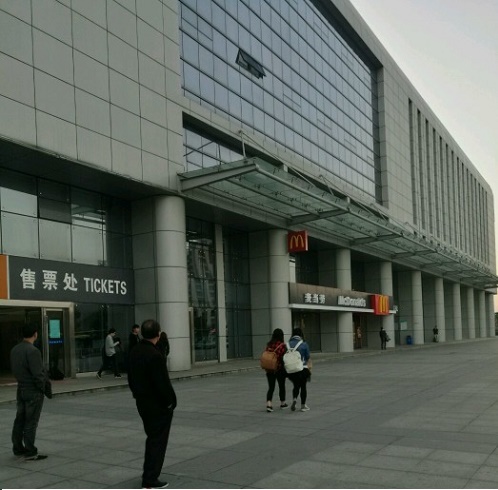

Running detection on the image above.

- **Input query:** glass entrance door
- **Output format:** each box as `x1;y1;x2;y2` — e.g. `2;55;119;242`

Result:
42;308;67;378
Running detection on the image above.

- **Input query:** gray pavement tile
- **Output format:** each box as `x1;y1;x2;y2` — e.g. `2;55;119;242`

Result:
430;448;489;464
472;465;498;484
0;466;30;483
42;479;106;488
43;460;109;478
165;448;254;478
1;472;65;489
483;453;498;467
166;444;212;461
395;436;496;454
172;476;245;488
464;480;498;489
415;459;480;478
70;465;140;486
359;453;422;471
310;448;370;465
376;444;434;458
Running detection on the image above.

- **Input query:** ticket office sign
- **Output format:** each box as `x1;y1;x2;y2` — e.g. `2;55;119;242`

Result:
5;255;134;305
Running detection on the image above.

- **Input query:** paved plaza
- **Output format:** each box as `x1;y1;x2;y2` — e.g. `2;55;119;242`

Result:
2;339;498;488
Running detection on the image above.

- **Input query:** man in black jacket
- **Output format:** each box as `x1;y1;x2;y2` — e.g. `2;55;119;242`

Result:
128;319;177;489
10;324;51;461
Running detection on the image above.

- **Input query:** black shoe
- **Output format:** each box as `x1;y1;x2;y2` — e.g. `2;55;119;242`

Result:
25;454;48;461
115;374;122;378
96;372;102;379
142;480;168;489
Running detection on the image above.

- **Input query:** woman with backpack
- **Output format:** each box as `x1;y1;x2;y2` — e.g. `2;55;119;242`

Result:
263;328;288;412
286;327;311;412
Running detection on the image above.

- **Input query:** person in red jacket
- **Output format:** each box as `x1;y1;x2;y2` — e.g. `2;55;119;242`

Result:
264;328;288;412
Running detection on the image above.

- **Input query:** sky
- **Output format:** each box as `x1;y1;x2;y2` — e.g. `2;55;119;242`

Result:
348;0;498;307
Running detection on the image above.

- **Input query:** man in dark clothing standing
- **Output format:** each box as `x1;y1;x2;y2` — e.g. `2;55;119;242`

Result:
128;324;140;352
10;324;51;461
128;319;176;489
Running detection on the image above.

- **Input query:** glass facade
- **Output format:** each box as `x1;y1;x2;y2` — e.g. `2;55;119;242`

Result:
0;168;132;267
0;167;135;374
223;229;252;358
179;0;380;200
184;127;245;171
75;303;134;374
186;217;218;361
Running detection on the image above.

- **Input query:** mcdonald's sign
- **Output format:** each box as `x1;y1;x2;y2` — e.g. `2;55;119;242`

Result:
288;230;308;253
371;294;390;315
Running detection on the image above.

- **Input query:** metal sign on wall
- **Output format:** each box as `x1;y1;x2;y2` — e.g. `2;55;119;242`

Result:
2;255;134;305
289;282;393;315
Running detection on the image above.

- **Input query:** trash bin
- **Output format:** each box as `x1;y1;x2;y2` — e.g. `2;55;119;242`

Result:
406;335;412;345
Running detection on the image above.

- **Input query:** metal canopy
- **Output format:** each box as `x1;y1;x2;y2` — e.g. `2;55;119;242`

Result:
179;157;498;290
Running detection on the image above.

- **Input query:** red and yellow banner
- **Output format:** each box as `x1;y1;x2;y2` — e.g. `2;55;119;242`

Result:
0;254;8;299
371;294;390;315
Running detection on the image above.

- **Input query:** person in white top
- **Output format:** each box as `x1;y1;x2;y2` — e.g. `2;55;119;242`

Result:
97;328;121;379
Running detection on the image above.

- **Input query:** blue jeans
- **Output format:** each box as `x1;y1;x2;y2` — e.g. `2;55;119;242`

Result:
12;389;44;457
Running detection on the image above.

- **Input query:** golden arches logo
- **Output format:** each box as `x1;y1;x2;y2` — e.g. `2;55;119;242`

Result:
288;231;308;253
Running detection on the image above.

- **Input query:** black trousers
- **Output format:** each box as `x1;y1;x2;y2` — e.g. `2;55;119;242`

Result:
12;389;44;457
98;354;119;376
266;370;286;402
136;399;174;486
288;369;310;405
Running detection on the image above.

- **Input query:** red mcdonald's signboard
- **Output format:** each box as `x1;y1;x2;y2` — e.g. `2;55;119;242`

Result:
371;294;390;315
288;230;308;253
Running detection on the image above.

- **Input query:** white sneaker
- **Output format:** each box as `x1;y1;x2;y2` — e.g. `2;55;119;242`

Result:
301;405;310;412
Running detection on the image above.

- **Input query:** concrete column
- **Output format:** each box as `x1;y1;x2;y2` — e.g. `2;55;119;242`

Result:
478;290;486;338
268;229;292;334
336;248;353;352
412;271;424;344
154;196;190;371
380;262;394;346
250;229;291;356
466;288;476;339
452;283;462;340
486;293;495;337
215;224;227;361
435;277;445;342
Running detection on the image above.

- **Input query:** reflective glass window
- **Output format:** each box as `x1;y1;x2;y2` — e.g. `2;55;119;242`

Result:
72;225;104;265
1;212;39;257
39;219;72;262
0;187;37;217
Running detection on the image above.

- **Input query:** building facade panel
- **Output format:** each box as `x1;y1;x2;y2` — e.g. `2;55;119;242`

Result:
0;0;495;379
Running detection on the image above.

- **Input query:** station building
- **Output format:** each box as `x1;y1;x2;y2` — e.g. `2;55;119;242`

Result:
0;0;496;377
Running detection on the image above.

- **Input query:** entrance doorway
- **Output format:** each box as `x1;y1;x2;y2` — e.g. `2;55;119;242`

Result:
292;311;321;352
0;305;71;384
353;313;368;349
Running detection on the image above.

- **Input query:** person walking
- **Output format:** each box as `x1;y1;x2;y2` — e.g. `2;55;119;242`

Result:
10;324;52;461
97;328;121;379
263;328;288;412
380;326;388;350
287;327;311;412
128;319;177;489
433;325;439;343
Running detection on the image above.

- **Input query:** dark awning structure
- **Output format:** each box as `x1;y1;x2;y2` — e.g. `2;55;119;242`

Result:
179;157;498;290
